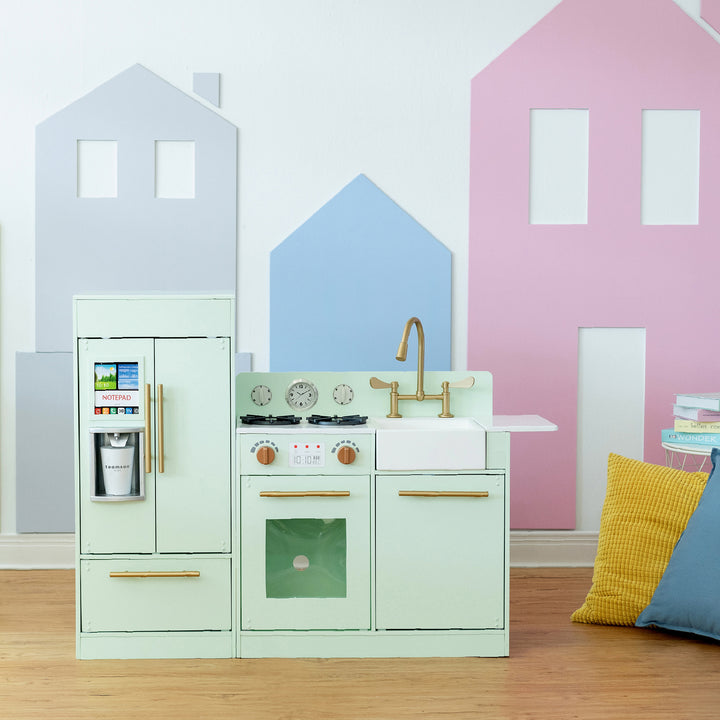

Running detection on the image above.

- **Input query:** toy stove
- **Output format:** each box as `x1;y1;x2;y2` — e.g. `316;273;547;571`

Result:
236;372;377;631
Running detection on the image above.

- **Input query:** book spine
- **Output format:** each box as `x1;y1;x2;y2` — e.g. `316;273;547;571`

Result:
674;419;720;433
662;429;720;446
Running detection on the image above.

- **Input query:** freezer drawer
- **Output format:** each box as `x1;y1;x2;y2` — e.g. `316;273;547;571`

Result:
80;558;231;632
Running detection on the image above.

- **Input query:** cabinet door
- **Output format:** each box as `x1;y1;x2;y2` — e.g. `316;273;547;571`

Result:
375;474;505;630
154;338;231;553
78;338;155;554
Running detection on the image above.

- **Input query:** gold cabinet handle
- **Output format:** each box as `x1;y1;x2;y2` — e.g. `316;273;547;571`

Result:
398;491;489;498
259;491;351;498
157;383;164;474
144;384;152;474
109;571;200;578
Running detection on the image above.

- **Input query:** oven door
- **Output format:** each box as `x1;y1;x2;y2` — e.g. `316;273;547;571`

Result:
241;475;371;630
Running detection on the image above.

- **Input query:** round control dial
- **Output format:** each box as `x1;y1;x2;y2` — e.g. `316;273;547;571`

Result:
256;445;276;465
251;384;272;406
333;383;354;406
336;445;357;465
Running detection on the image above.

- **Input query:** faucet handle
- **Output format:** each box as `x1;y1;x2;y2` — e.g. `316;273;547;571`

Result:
448;376;475;389
369;376;393;389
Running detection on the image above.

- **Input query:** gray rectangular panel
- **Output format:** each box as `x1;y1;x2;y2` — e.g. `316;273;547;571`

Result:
16;352;75;532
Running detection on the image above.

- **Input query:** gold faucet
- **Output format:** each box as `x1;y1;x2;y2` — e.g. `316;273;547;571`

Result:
370;316;475;418
396;317;427;400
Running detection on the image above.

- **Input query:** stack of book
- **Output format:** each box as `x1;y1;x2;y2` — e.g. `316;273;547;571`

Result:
662;392;720;447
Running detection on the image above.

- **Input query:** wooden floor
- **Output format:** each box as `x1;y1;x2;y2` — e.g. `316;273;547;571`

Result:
2;568;720;719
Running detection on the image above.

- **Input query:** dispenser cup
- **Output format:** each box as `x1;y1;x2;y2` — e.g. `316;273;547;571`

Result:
100;433;135;496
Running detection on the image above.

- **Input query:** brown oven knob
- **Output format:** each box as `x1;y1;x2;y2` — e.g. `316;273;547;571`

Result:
256;445;275;465
336;445;356;465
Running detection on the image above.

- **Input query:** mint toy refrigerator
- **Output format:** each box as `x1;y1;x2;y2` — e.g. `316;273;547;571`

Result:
74;295;234;659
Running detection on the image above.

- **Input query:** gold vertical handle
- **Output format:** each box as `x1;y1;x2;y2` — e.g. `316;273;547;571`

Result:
144;384;152;474
157;383;164;474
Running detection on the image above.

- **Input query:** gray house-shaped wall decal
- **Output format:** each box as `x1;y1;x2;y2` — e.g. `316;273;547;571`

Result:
35;63;237;352
18;64;237;533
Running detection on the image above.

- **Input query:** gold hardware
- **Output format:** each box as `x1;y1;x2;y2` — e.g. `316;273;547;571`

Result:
144;384;152;474
157;383;164;474
449;377;475;390
396;317;426;401
259;491;351;498
398;491;489;498
370;317;476;417
109;571;200;578
370;377;401;416
369;377;392;389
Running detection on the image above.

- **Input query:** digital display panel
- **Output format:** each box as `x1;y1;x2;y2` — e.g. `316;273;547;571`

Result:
289;442;326;468
94;361;140;415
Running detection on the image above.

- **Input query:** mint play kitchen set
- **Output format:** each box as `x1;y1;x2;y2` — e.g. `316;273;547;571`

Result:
74;295;555;659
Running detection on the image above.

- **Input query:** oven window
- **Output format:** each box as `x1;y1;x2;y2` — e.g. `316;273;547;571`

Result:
265;518;347;598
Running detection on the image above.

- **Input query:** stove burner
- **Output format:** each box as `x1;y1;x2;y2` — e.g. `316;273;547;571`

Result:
240;414;301;426
306;414;368;426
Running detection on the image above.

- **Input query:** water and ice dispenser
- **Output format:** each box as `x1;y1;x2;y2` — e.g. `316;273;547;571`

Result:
90;429;144;500
88;360;146;501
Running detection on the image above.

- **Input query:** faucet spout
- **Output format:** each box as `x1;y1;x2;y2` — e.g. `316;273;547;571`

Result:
396;317;425;400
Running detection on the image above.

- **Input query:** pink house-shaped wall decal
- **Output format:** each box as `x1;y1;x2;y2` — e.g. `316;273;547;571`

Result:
468;0;720;528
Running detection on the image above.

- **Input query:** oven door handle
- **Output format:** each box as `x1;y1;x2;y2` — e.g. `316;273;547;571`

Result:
259;491;351;498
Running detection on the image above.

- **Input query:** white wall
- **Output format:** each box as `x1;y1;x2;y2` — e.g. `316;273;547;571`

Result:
0;0;711;537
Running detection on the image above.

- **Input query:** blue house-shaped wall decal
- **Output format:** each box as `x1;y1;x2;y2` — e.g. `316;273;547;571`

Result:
270;174;451;371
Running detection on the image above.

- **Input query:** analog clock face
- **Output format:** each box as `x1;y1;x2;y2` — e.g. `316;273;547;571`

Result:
285;379;318;410
251;384;272;406
333;383;354;405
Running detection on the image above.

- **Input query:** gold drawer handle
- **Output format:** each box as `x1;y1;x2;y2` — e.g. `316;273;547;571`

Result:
398;491;489;498
109;571;201;578
259;491;351;498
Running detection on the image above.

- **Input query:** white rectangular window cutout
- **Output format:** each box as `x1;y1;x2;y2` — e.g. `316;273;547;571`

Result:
77;140;118;198
529;109;589;225
155;141;196;199
641;110;700;225
576;327;646;531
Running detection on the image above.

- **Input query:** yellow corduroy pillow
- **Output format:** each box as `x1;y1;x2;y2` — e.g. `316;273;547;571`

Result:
571;453;708;626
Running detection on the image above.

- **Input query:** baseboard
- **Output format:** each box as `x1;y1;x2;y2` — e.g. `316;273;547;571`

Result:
510;531;598;567
0;533;75;569
0;532;598;570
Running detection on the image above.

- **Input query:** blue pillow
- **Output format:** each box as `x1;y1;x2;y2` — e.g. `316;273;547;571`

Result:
636;447;720;641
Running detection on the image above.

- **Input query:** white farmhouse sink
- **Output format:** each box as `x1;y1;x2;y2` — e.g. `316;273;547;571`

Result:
371;416;486;471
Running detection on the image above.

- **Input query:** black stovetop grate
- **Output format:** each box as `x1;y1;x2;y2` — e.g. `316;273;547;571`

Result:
239;414;302;426
306;414;368;426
